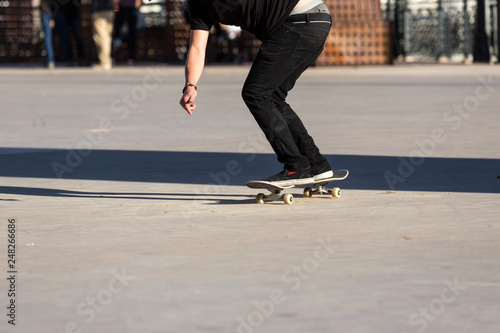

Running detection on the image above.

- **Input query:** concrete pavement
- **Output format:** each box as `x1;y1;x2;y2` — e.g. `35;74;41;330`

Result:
1;64;499;333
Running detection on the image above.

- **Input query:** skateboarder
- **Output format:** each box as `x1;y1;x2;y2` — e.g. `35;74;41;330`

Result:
180;0;334;187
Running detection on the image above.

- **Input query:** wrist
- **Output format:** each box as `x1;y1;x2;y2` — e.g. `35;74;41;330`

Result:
182;83;197;93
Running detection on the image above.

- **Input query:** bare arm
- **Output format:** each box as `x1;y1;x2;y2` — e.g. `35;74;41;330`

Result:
179;29;209;115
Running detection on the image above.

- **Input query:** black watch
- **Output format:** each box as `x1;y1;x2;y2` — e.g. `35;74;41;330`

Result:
182;83;197;93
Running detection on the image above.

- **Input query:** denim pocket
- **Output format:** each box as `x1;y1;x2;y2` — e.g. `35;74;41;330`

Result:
289;22;331;64
280;29;301;61
259;25;300;62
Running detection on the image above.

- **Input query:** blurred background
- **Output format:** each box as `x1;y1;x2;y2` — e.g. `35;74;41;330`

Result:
0;0;498;66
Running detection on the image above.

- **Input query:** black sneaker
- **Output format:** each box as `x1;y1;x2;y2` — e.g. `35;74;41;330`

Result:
312;162;333;181
261;168;314;187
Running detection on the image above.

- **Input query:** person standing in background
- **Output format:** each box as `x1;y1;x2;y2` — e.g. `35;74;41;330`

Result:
55;0;86;66
39;0;56;69
92;0;117;70
112;0;142;66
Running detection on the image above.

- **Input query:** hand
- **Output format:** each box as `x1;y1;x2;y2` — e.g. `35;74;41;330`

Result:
179;86;197;116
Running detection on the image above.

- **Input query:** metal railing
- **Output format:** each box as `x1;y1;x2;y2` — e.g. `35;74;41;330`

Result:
382;0;482;62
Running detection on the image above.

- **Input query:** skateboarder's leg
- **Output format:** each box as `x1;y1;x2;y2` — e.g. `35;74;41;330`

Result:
242;15;331;176
272;40;332;174
265;18;332;176
241;25;311;172
276;100;330;170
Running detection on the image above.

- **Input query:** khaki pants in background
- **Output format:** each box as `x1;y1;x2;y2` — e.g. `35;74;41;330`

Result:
92;11;115;68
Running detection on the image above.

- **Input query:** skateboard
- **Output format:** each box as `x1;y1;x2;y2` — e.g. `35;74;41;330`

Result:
246;169;349;205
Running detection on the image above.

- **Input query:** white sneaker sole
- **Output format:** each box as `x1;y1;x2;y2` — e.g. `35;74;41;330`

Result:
313;170;333;181
270;177;315;187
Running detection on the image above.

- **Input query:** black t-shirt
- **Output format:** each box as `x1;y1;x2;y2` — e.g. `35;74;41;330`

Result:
189;0;300;40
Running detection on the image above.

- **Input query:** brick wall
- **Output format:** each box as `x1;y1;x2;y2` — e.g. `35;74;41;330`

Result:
316;0;393;65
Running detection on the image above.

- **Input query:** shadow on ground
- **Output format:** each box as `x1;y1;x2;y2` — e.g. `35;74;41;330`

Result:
1;148;499;198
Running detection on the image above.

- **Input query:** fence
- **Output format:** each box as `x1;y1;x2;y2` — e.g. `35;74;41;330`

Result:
382;0;498;63
0;0;43;62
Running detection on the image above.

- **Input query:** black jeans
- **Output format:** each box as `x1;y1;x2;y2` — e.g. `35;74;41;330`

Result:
242;13;332;171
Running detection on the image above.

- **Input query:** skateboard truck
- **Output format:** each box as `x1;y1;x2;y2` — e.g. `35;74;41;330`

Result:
303;183;341;198
256;190;294;205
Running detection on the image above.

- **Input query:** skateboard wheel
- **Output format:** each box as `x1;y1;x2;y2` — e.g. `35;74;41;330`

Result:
303;187;312;197
332;187;341;198
283;193;294;205
256;193;265;204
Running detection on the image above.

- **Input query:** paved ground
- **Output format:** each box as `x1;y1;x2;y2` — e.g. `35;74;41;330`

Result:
1;64;499;333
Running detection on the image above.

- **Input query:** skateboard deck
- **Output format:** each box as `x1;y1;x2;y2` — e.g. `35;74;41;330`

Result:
246;169;349;204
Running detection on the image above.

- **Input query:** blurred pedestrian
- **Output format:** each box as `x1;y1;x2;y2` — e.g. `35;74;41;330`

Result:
112;0;143;66
92;0;117;70
54;0;86;66
39;0;56;69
